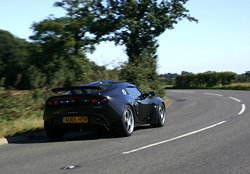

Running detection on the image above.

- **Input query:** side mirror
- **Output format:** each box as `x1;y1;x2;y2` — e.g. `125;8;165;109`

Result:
139;91;156;99
148;91;156;97
140;93;148;99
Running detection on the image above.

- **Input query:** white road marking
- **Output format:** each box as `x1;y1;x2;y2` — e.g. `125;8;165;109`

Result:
122;121;226;155
228;97;241;103
238;104;246;115
168;90;195;94
203;92;223;97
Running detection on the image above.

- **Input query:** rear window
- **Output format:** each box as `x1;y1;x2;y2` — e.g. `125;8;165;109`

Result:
66;88;103;95
52;86;104;95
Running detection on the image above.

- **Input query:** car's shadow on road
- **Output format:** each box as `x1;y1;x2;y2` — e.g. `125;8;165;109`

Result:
6;131;114;144
6;125;152;144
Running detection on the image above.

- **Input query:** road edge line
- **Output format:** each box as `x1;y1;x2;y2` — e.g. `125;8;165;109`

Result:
238;104;246;115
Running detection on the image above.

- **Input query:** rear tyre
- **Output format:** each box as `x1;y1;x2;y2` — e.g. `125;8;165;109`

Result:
151;103;166;127
118;105;134;137
44;122;65;141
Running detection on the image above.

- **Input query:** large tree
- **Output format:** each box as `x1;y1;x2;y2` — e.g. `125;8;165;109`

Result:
53;0;197;94
30;0;196;92
55;0;197;63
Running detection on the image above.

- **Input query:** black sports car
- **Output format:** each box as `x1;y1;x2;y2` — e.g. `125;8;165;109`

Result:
43;80;166;140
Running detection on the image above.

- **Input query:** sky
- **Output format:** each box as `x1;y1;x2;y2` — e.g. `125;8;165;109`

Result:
0;0;249;74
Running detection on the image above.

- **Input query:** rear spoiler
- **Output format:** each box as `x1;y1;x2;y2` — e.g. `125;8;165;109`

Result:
51;86;103;93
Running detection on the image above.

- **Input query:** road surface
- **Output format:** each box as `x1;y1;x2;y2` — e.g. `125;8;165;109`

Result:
0;90;249;174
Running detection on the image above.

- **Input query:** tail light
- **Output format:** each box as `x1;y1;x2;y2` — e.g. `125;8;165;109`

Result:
46;99;59;106
99;97;109;104
46;96;109;106
90;98;98;104
90;97;109;104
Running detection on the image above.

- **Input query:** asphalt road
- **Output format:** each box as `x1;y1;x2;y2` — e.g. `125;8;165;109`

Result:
0;90;249;174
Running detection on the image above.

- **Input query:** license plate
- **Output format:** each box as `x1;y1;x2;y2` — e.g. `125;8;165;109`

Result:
63;116;88;123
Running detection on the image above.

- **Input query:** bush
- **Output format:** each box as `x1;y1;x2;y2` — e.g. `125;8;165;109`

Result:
0;89;47;137
174;72;236;89
119;51;164;97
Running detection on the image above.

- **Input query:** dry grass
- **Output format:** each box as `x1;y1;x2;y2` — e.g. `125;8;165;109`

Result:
0;117;43;137
10;90;30;96
163;96;171;107
229;83;250;87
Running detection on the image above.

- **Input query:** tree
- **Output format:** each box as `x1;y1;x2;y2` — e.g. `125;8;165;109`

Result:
28;0;197;94
55;0;197;63
30;16;95;87
54;0;196;94
0;30;31;88
31;17;95;56
174;74;193;88
218;72;236;85
120;50;160;92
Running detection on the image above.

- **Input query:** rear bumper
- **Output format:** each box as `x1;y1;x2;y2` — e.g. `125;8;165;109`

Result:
43;105;122;130
48;114;111;130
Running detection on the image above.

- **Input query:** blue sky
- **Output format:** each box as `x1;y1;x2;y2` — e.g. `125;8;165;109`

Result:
0;0;249;74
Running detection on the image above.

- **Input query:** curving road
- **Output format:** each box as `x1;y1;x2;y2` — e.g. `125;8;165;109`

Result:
0;90;249;174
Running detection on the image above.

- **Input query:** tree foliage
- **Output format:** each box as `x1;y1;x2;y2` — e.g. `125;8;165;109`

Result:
1;0;197;93
52;0;197;95
0;29;115;89
175;72;237;88
119;50;164;95
0;30;31;88
55;0;197;62
30;16;96;87
235;72;250;83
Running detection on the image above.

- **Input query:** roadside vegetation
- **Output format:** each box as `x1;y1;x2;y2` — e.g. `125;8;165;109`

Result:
215;83;250;90
161;72;250;90
0;90;45;137
175;72;237;88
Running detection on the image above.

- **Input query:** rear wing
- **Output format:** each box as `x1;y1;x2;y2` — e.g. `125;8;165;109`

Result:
51;86;103;94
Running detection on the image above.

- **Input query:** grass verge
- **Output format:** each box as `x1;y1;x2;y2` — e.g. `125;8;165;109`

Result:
0;117;43;137
0;89;47;137
163;96;171;107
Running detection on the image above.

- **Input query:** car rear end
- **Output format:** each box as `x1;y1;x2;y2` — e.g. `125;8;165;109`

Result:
43;86;121;140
